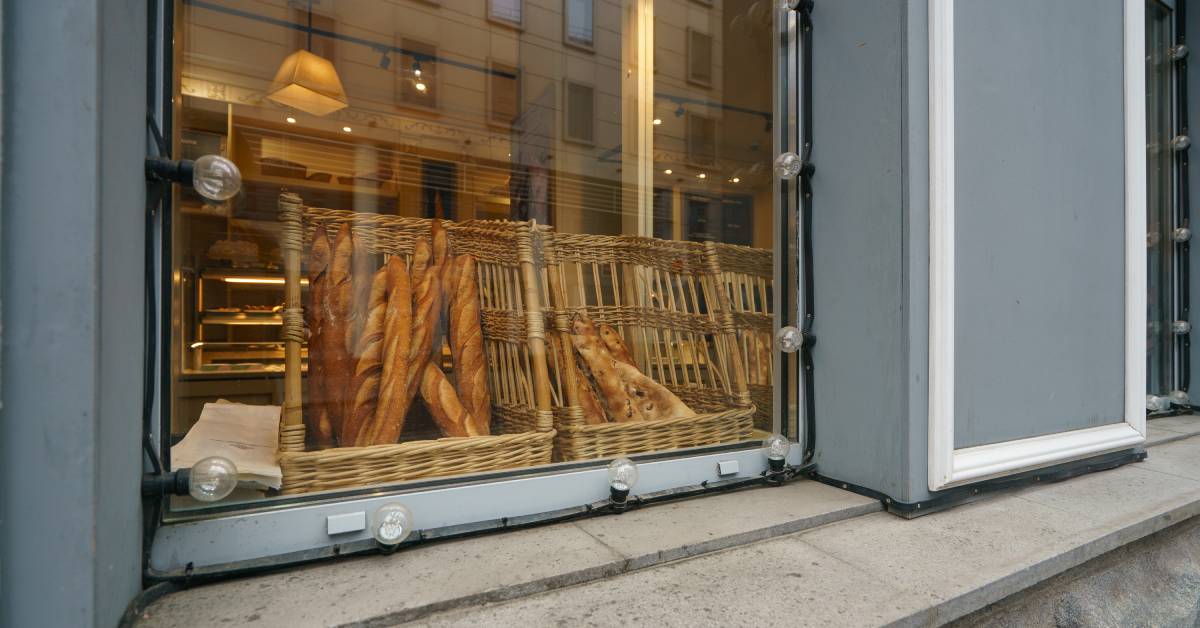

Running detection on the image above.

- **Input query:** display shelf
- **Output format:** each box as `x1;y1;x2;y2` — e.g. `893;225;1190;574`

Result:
201;314;282;326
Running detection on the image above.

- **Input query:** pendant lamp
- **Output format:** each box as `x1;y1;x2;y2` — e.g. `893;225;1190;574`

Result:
267;1;348;116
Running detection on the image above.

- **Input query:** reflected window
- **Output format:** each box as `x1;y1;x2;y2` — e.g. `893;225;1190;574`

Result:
566;0;594;49
564;81;595;144
489;0;523;26
688;29;712;86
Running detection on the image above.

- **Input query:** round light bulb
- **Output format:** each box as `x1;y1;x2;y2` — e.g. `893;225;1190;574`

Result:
286;116;297;124
192;154;242;202
775;326;803;353
652;118;662;125
607;457;639;492
188;456;238;502
1147;394;1171;412
342;126;352;133
1170;390;1191;406
373;502;415;546
697;173;707;179
774;152;803;179
762;433;791;461
415;82;427;92
664;169;672;175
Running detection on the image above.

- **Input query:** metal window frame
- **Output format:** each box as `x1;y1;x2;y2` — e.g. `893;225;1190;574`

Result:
145;0;801;578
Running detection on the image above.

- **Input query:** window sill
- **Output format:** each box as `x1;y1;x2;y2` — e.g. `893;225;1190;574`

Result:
134;416;1200;627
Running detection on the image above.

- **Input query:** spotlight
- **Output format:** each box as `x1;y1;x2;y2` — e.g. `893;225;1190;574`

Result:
373;502;415;547
607;457;639;509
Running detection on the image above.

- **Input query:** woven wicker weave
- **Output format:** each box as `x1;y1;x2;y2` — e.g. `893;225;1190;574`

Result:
711;242;774;431
277;193;555;494
540;232;755;460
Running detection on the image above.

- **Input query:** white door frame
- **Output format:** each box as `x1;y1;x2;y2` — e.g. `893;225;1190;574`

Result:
927;0;1147;491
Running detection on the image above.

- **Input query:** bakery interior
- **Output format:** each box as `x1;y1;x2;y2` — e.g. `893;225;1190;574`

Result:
170;0;778;499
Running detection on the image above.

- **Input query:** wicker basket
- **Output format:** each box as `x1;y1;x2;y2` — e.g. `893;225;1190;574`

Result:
711;242;774;431
276;193;555;494
540;232;755;460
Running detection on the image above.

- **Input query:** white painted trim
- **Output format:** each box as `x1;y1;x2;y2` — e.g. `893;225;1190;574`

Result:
927;0;1147;491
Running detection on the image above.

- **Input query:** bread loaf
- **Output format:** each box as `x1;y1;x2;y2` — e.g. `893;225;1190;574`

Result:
305;232;334;449
341;266;388;445
322;224;356;441
611;360;695;421
403;238;442;414
570;316;642;422
428;220;452;364
597;324;636;367
348;230;375;356
448;255;491;434
360;257;413;445
574;363;608;425
418;361;475;437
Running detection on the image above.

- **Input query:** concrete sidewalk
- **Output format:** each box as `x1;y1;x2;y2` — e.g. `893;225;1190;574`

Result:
136;415;1200;627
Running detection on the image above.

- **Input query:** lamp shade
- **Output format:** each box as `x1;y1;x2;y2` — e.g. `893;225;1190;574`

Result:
267;49;348;116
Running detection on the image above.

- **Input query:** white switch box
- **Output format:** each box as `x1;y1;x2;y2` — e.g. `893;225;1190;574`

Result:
327;511;366;536
717;460;740;476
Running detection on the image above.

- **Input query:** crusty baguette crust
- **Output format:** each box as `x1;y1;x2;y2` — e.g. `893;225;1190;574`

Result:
418;361;475;437
448;255;491;434
348;231;375;356
611;360;695;421
323;224;356;441
571;316;642;422
597;324;636;367
403;239;442;418
574;363;608;425
305;232;334;449
429;220;451;364
360;257;413;445
341;266;388;445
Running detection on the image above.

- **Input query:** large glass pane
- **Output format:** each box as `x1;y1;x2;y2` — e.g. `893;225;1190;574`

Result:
1146;0;1173;400
169;0;778;508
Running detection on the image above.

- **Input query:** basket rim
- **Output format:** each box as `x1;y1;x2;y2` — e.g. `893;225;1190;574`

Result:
552;405;755;436
279;429;558;461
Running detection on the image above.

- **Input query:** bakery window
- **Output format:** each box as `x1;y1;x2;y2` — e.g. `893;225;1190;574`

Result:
152;0;791;573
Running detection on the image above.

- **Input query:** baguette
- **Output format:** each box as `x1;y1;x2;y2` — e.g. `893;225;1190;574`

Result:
305;232;335;449
348;230;375;356
322;224;356;441
418;361;475;437
570;316;642;422
448;255;491;434
360;257;413;445
597;324;636;367
612;360;696;421
403;238;442;417
429;219;451;364
341;266;388;445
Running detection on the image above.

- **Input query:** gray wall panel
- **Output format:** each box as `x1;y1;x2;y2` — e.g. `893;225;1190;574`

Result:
0;1;145;625
952;0;1126;448
810;0;908;496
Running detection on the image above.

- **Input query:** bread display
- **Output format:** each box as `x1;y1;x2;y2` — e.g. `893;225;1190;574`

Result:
448;255;491;434
303;220;497;449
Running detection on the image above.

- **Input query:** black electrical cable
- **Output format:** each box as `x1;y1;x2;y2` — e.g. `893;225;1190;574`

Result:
1178;0;1192;393
796;1;817;466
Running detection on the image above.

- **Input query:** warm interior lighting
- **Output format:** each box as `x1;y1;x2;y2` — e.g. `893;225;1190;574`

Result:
415;81;427;92
286;116;297;124
731;177;740;183
267;49;349;116
652;118;662;125
697;173;707;179
664;169;672;175
342;126;352;133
